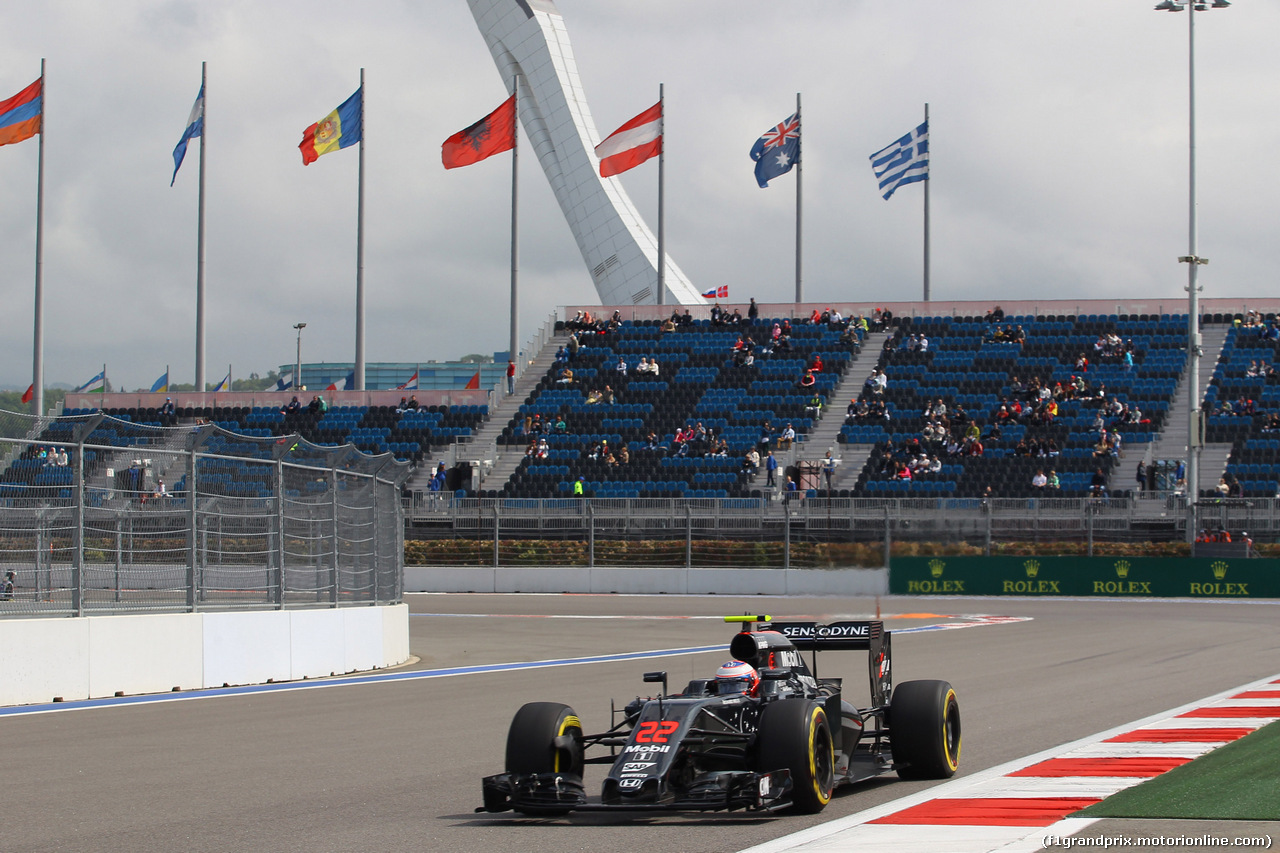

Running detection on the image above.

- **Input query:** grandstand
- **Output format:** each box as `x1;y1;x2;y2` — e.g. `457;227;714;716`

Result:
40;299;1280;515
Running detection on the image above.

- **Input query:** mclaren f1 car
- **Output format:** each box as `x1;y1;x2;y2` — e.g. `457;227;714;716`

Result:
479;615;961;815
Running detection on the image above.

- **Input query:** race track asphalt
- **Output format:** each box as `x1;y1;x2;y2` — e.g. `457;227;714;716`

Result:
2;594;1277;853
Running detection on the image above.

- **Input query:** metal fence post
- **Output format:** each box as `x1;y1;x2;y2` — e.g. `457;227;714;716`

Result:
883;503;891;570
984;500;993;558
493;504;500;568
783;507;791;570
274;459;285;608
114;516;123;604
588;502;595;568
1087;501;1095;558
186;445;198;612
372;472;381;603
330;468;340;606
685;503;692;568
73;441;85;617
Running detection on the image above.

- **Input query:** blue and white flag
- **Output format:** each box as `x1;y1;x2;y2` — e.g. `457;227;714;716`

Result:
750;113;800;188
274;372;294;392
76;370;106;393
149;370;169;393
211;371;231;393
870;120;928;200
171;82;204;186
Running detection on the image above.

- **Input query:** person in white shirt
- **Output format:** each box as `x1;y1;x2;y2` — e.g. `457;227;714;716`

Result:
1031;469;1048;490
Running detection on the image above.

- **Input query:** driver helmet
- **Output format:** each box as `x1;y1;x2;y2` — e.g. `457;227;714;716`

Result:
715;660;759;696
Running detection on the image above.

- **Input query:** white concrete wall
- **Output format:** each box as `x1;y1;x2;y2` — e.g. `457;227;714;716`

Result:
0;604;409;708
406;566;887;597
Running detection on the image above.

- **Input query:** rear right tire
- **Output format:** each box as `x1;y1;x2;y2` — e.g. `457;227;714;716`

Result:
889;679;961;779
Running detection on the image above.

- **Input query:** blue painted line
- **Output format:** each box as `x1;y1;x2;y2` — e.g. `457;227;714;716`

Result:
0;643;729;719
0;617;1009;719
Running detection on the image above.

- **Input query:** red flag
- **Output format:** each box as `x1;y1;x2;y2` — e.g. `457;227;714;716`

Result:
21;383;34;404
442;94;516;169
595;101;662;177
464;371;481;390
326;382;337;392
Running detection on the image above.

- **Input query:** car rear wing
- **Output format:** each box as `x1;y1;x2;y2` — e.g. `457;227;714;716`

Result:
770;620;892;709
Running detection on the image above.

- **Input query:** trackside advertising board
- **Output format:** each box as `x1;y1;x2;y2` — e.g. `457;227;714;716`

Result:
890;557;1280;598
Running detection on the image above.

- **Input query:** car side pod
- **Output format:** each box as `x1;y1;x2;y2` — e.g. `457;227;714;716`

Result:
479;772;588;815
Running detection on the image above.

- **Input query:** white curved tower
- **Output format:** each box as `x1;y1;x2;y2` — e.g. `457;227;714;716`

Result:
468;0;703;306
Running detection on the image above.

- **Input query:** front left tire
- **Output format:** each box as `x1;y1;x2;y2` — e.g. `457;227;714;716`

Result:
752;698;835;813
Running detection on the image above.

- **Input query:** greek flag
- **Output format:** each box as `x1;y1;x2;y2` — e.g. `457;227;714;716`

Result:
171;82;204;186
870;120;928;200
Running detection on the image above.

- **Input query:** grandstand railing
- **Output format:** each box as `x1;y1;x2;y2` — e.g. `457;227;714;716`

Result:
403;493;1279;567
0;410;410;619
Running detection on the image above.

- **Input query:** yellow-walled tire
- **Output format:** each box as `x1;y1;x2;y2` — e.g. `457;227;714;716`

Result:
889;680;961;780
505;701;585;779
753;698;835;813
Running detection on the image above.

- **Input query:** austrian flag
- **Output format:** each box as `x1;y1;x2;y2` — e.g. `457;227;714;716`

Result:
595;101;662;177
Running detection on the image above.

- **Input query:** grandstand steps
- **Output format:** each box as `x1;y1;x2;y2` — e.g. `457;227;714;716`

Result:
1146;323;1231;486
433;333;570;493
744;330;891;492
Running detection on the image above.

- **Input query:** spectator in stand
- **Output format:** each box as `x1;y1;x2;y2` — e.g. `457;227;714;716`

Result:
616;357;628;376
602;385;615;404
1;570;14;601
748;298;759;321
808;353;824;373
823;451;837;490
661;317;677;333
160;397;176;426
778;423;796;450
1135;461;1147;493
556;367;574;385
1090;468;1107;497
1046;469;1060;490
281;396;301;416
765;451;778;486
507;360;516;394
799;370;816;389
1031;469;1047;491
744;447;760;474
805;393;823;418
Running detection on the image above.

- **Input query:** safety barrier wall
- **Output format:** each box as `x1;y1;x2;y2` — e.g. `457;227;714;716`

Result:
405;566;887;596
0;604;409;708
891;556;1280;598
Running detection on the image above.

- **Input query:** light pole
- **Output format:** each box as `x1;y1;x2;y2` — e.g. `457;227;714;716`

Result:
1154;0;1229;542
293;323;306;392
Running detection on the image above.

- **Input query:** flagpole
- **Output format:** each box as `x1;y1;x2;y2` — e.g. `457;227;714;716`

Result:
32;59;46;416
795;92;803;304
195;61;208;391
355;67;366;391
509;75;520;370
657;83;665;307
923;102;931;303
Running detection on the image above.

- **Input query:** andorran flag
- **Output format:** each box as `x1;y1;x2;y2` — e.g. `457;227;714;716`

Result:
0;78;42;148
299;87;363;165
442;94;516;169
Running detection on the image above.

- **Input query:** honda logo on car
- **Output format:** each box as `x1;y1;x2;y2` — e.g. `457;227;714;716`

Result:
618;778;643;789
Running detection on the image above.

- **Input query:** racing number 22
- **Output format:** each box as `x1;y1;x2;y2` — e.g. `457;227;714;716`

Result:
634;721;680;743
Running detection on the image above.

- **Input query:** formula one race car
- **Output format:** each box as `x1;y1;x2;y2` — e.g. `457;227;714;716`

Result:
479;615;961;816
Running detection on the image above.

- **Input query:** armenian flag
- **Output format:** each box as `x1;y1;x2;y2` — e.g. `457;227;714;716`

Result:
0;78;42;148
299;87;363;165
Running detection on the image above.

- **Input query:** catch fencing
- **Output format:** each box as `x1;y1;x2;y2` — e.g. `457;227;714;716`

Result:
0;410;410;618
405;493;1280;568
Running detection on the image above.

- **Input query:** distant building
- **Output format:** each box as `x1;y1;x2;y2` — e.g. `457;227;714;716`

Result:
281;360;504;392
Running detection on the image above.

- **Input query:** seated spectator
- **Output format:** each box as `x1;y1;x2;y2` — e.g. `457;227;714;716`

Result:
648;358;661;376
1090;468;1107;497
585;389;603;404
805;393;823;417
555;367;574;385
1046;469;1060;490
808;353;824;373
799;370;817;388
616;357;628;375
618;445;630;465
1031;469;1047;490
778;422;796;450
744;447;760;473
602;385;615;404
281;396;301;416
661;317;677;333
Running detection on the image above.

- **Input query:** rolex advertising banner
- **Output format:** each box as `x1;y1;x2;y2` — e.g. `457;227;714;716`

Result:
891;556;1278;599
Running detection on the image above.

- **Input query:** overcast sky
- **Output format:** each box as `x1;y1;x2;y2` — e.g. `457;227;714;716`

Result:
1;1;1275;392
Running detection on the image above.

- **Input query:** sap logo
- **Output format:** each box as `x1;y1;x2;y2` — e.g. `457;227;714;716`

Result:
621;762;655;773
624;744;671;755
617;778;643;789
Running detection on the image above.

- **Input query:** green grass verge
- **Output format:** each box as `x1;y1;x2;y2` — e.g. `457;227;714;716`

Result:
1077;719;1280;821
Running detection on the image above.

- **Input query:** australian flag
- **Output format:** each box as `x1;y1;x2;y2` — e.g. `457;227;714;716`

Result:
750;113;800;188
